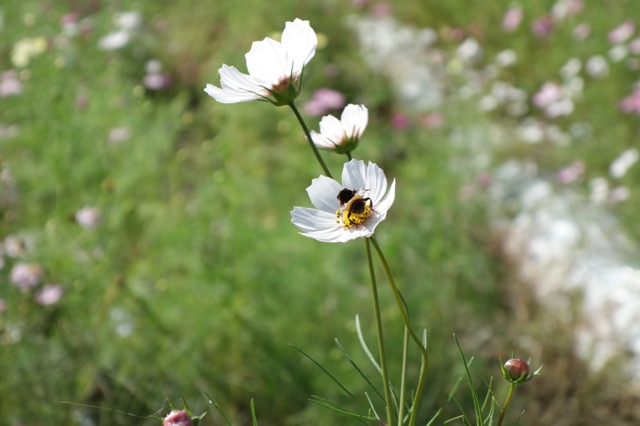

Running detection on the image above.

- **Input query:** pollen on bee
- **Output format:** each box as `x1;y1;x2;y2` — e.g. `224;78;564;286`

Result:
335;189;373;229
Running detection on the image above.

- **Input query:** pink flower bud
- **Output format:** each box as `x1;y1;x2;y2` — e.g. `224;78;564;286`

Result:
163;410;192;426
503;358;530;382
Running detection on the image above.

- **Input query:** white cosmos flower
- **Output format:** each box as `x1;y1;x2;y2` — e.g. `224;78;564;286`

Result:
291;159;395;243
310;104;368;154
204;19;317;105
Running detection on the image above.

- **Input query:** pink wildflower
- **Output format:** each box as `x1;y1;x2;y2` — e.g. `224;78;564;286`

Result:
503;7;523;32
391;113;410;129
556;160;585;184
35;284;64;306
620;88;640;114
302;88;346;116
0;70;22;97
10;263;43;292
532;15;554;38
75;206;101;229
608;21;635;44
572;23;591;40
629;37;640;55
533;82;563;108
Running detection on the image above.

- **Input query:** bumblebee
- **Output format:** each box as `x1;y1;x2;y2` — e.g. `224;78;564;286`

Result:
336;188;373;228
337;188;358;206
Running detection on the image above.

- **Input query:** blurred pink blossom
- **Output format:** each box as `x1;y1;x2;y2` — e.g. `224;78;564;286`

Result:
35;284;63;306
556;160;585;183
620;87;640;114
609;186;631;203
567;0;584;15
0;70;22;97
532;15;554;38
420;112;444;128
10;263;43;292
302;88;346;117
608;21;635;44
75;205;101;229
373;3;392;18
144;73;171;90
573;23;591;40
503;7;523;32
533;82;563;107
60;12;79;27
60;12;80;36
144;59;172;90
629;37;640;55
391;113;410;129
533;82;575;118
476;172;492;187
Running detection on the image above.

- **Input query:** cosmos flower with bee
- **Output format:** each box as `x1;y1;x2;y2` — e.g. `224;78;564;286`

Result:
291;159;395;243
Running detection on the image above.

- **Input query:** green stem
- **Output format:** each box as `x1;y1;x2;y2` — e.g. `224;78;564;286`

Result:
365;238;395;426
370;236;429;426
288;101;332;178
397;326;409;426
497;383;516;426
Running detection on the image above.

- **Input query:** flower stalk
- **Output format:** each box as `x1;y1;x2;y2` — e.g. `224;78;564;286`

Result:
371;236;429;426
288;101;333;178
365;238;395;426
497;382;516;426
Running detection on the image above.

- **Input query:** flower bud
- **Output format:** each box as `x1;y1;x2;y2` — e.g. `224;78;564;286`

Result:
163;410;192;426
502;358;530;383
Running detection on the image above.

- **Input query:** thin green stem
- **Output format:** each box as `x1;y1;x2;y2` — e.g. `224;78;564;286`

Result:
370;236;429;426
288;101;332;178
497;383;516;426
397;326;409;426
365;238;394;426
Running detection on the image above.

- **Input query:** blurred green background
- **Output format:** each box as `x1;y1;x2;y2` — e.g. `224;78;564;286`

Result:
1;0;640;425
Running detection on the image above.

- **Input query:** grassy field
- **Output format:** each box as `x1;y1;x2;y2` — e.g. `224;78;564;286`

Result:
2;1;640;425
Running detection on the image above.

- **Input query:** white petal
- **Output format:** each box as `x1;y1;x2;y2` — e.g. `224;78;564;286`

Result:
291;207;346;243
341;104;368;139
318;114;345;142
204;84;258;104
204;65;265;103
304;225;371;243
363;215;385;233
291;206;336;231
281;19;318;73
374;178;396;214
306;175;342;212
245;38;289;86
342;159;367;190
310;130;336;149
365;161;388;205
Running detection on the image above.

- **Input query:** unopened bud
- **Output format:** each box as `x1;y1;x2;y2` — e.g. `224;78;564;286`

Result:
163;410;192;426
502;358;530;383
